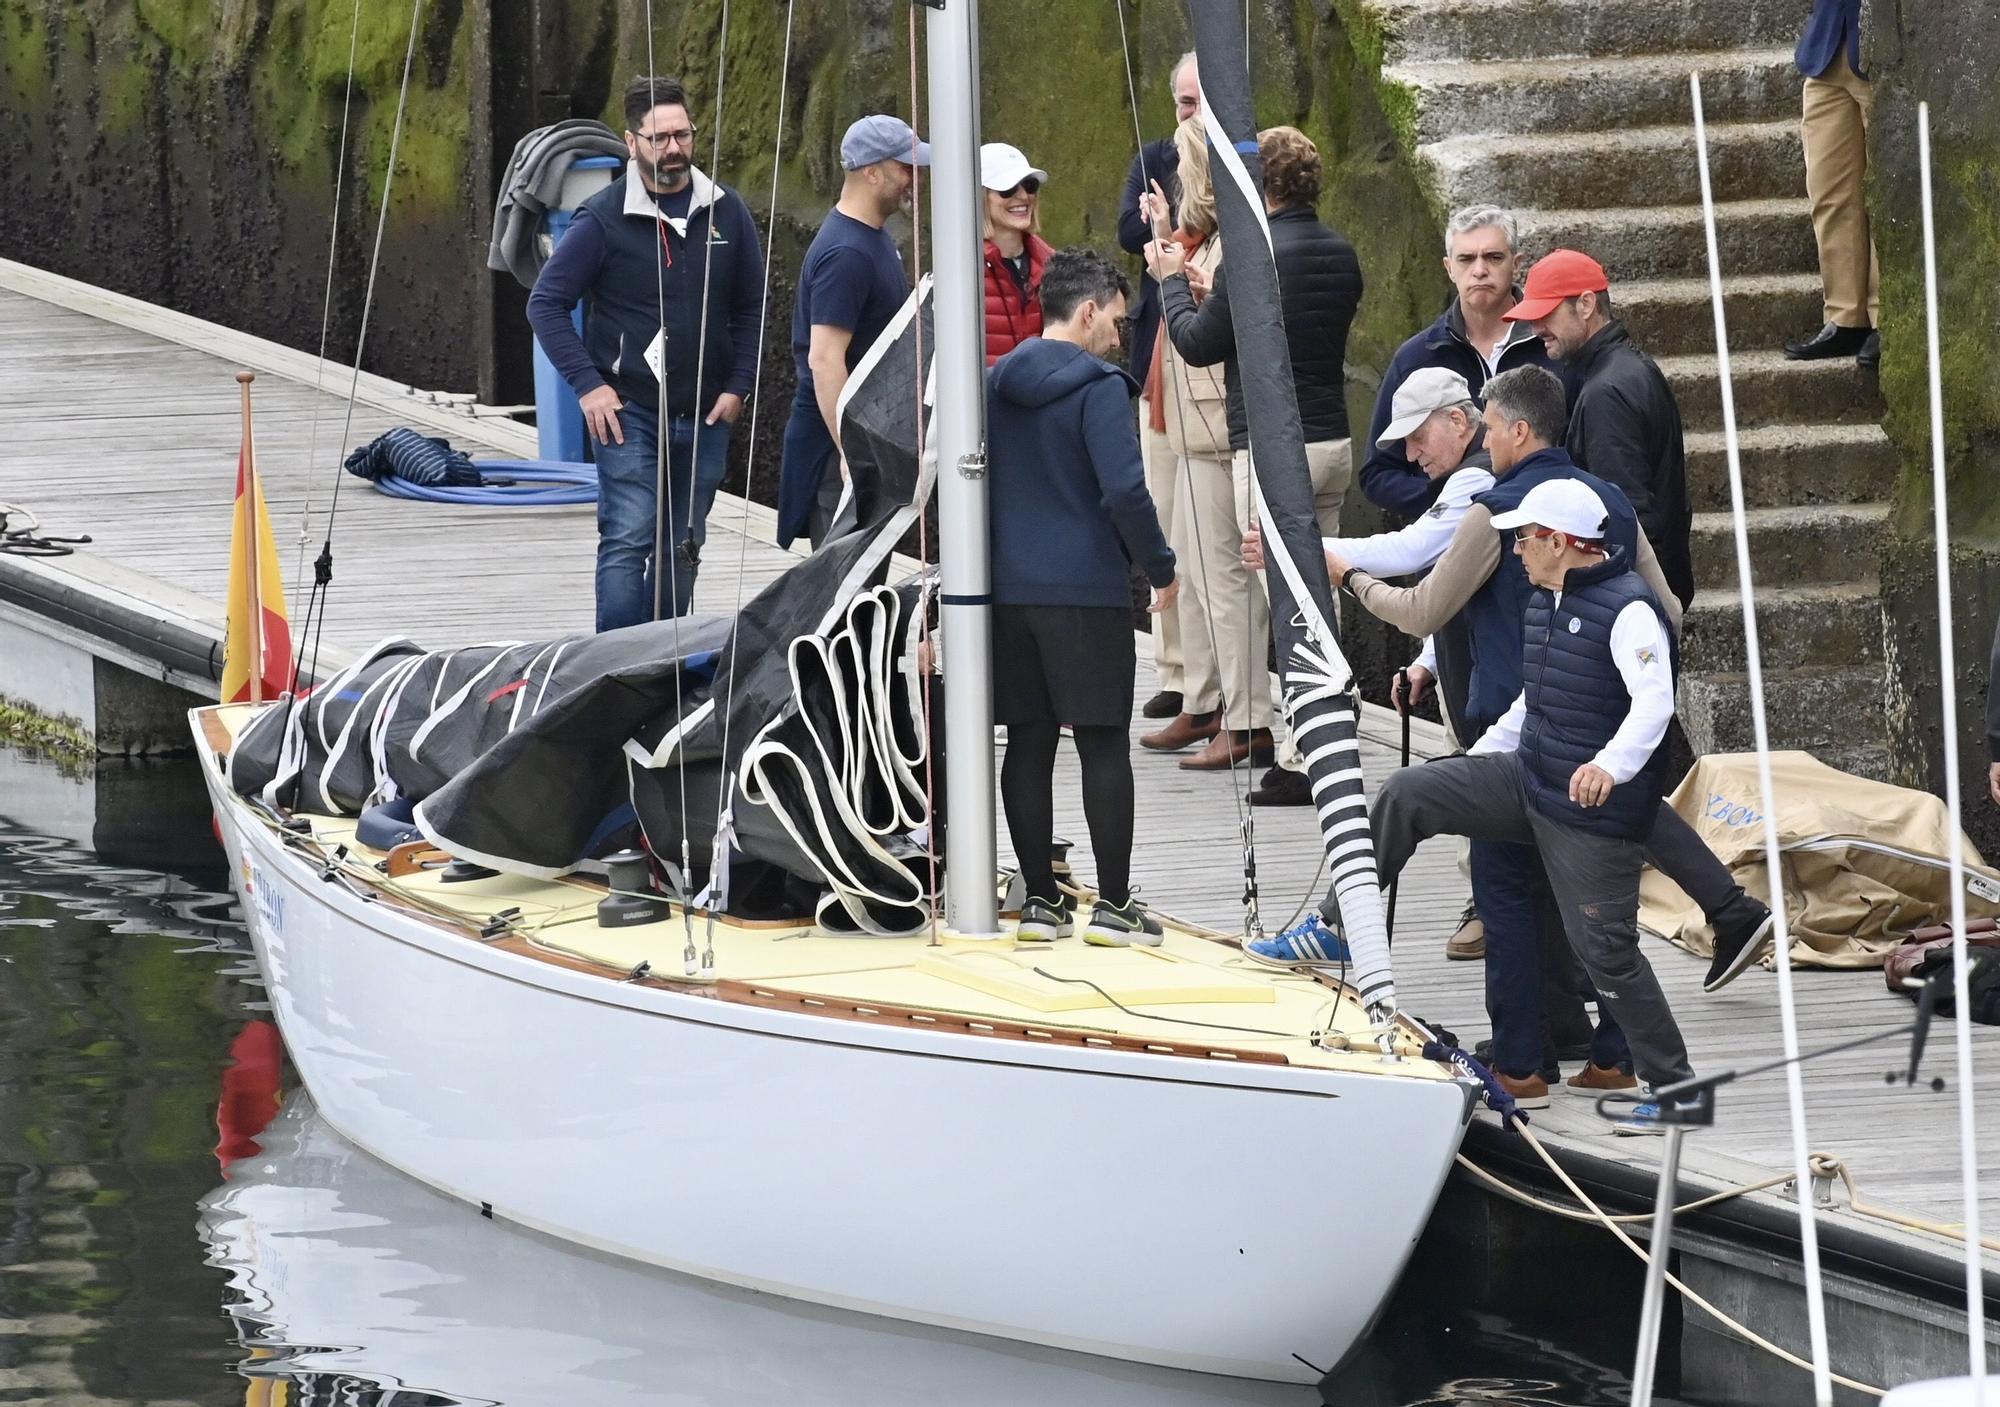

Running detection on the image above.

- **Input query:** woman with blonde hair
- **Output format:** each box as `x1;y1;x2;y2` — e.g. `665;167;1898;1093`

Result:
978;142;1054;365
1137;117;1274;773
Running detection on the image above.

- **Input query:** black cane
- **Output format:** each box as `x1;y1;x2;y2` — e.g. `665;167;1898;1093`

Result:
1386;669;1411;943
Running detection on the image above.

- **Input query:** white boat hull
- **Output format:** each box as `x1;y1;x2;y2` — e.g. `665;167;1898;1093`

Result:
202;746;1472;1383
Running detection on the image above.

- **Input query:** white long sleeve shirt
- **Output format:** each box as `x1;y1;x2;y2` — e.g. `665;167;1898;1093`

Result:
1468;594;1676;784
1325;466;1496;579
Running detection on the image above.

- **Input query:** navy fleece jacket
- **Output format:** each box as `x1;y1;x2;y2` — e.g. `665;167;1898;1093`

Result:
987;339;1176;608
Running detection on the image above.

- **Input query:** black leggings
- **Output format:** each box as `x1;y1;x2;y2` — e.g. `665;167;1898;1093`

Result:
1000;722;1133;906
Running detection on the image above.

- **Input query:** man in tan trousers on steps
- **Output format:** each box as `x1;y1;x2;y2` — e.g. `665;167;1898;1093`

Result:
1784;0;1880;370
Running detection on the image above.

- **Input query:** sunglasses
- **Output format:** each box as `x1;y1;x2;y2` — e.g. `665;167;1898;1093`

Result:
1512;526;1557;543
996;177;1042;197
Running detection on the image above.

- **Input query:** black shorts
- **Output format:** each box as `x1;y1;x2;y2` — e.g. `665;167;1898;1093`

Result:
991;604;1135;728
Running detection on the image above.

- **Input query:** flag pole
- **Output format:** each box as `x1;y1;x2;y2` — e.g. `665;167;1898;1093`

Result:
237;371;265;704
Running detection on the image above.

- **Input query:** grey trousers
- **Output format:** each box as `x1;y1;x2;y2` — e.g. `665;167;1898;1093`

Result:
1365;753;1696;1089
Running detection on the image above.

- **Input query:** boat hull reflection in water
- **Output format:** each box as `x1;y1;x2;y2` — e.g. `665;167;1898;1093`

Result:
202;1098;1311;1405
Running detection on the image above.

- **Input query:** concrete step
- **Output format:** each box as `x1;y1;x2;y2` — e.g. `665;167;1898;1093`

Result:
1616;273;1823;359
1422;121;1803;212
1374;0;1804;65
1516;199;1815;280
1660;348;1886;433
1678;664;1886;756
1802;741;1897;783
1684;422;1898;512
1681;581;1881;673
1688;503;1889;589
1387;49;1800;142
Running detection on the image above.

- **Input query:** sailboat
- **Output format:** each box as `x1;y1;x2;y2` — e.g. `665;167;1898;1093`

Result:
188;0;1476;1383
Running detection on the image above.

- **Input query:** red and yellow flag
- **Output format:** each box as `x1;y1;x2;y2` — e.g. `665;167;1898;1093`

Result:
221;372;294;703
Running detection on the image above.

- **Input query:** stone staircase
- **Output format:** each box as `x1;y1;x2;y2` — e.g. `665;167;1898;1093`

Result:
1371;0;1894;777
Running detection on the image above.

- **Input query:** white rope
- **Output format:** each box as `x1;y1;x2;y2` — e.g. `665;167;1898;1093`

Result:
1691;72;1834;1406
292;0;364;620
1917;98;1990;1384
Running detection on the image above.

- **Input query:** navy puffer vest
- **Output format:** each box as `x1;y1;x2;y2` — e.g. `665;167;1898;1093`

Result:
1518;548;1676;839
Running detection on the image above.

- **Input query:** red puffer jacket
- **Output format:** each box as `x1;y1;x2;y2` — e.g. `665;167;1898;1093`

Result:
982;235;1053;365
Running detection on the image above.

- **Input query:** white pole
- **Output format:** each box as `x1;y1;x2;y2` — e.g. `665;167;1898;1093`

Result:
1918;99;1989;1385
1690;73;1835;1406
925;0;1000;938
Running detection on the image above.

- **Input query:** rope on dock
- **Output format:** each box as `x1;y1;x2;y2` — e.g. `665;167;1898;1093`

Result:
1468;1126;1887;1396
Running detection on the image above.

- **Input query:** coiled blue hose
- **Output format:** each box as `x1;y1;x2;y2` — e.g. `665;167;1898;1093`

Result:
369;459;599;505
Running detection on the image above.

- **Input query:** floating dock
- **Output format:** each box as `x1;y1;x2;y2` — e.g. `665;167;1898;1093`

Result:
0;261;1992;1403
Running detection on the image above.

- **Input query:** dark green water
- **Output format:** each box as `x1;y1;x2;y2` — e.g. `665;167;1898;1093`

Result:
0;745;1696;1406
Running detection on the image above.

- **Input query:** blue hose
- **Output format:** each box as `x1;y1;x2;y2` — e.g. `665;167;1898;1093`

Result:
369;459;599;506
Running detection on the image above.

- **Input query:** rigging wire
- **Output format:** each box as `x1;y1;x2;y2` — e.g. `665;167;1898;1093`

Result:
291;0;365;625
1111;6;1264;942
905;3;940;945
704;0;797;961
1916;98;1990;1382
1691;73;1834;1406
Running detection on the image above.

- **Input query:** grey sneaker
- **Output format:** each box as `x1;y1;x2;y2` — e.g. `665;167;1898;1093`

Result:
1017;893;1074;944
1082;895;1164;948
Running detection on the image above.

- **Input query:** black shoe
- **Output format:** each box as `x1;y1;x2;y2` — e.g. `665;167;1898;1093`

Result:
1705;901;1775;993
1017;892;1075;944
1857;329;1881;370
1082;894;1164;947
1141;690;1183;720
1784;321;1871;361
1248;766;1313;807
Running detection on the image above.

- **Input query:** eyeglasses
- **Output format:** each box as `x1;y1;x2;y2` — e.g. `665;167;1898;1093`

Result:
634;127;699;149
998;177;1042;197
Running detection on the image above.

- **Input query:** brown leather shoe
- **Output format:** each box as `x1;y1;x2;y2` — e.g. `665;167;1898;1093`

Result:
1179;727;1276;771
1565;1062;1638;1094
1139;710;1220;752
1445;903;1485;961
1494;1071;1551;1109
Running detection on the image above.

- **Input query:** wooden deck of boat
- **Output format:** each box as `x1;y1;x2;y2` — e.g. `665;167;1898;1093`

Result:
2;263;1992;1306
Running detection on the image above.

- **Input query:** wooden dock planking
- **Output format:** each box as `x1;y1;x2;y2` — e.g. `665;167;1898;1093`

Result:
2;266;1993;1298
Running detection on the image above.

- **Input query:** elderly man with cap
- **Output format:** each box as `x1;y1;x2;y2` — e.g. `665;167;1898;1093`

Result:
777;114;931;549
1508;248;1694;609
1285;476;1701;1132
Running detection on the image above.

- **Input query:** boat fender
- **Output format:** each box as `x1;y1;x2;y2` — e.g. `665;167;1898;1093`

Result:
598;849;671;928
1424;1040;1530;1130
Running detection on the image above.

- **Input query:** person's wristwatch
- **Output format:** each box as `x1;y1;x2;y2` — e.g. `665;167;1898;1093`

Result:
1340;566;1364;591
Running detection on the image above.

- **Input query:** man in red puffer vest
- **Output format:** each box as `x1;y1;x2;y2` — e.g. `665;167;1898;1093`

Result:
980;143;1054;365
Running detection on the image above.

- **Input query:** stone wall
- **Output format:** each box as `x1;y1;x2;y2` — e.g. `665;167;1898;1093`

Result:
1867;0;2000;854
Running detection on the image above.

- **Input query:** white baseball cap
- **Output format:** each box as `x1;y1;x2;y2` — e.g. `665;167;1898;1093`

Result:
1489;479;1612;541
979;143;1049;193
1376;366;1476;447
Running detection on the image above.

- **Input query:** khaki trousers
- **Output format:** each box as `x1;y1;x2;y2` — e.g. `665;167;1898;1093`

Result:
1239;439;1352;763
1140;401;1182;694
1802;51;1880;327
1169;450;1238;719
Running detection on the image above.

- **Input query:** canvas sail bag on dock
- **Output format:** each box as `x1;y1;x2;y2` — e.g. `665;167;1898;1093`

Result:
1639;750;2000;968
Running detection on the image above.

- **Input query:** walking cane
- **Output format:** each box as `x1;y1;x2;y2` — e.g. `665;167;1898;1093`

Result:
1385;668;1411;943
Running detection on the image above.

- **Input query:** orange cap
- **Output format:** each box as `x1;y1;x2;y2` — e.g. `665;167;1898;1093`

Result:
1503;248;1610;321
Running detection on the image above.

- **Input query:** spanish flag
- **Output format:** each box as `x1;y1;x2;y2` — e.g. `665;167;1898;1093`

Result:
221;372;294;703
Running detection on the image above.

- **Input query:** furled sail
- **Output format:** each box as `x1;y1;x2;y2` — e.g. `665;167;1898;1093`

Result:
1188;9;1398;1017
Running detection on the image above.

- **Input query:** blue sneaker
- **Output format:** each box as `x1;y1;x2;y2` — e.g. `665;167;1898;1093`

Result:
1244;913;1352;968
1612;1092;1707;1137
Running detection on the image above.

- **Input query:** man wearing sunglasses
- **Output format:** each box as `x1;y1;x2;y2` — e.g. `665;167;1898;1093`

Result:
528;75;766;632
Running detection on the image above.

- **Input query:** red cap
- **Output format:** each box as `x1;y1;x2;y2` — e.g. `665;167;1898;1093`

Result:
1503;249;1610;321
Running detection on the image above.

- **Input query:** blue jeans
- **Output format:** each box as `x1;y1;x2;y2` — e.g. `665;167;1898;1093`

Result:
593;403;732;631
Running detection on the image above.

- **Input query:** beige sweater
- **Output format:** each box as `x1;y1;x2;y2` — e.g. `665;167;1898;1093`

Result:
1160;239;1231;460
1346;503;1684;640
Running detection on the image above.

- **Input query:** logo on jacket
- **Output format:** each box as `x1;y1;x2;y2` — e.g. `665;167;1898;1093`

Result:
1566;617;1581;634
1636;645;1658;666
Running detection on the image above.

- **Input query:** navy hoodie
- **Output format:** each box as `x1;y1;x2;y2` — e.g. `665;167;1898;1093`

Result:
986;339;1176;608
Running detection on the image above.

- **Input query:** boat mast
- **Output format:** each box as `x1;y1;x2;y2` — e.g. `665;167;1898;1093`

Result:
925;0;1001;938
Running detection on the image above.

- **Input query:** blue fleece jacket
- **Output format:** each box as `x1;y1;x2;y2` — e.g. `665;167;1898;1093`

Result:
986;339;1176;608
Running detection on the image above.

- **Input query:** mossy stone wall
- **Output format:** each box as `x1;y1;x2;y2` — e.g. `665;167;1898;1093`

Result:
1868;0;2000;853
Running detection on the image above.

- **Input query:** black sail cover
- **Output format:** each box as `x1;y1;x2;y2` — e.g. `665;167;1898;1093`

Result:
227;284;940;934
1188;9;1398;1016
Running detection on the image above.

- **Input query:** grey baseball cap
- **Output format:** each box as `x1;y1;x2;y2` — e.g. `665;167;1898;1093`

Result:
840;114;933;170
1376;366;1477;448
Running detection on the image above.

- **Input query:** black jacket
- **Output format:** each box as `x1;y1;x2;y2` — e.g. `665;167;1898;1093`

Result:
1157;204;1363;451
1988;612;2000;763
1117;139;1179;383
1565;320;1695;608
